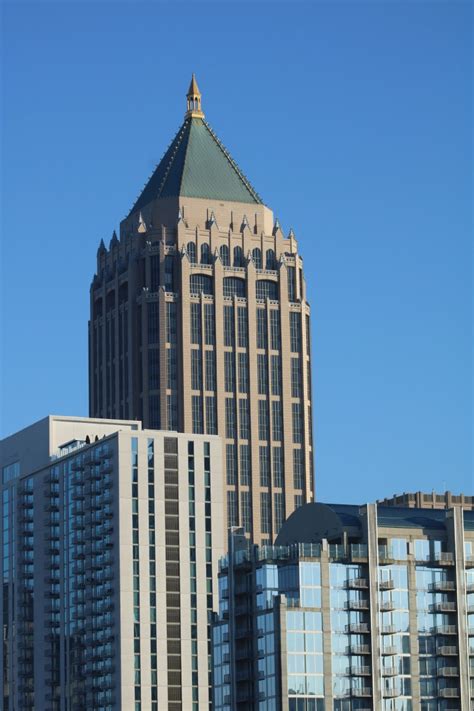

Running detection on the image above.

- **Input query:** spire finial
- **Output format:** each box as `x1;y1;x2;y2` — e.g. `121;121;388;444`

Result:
186;74;204;119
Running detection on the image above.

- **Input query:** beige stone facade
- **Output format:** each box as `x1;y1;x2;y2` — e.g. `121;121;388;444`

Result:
89;83;314;545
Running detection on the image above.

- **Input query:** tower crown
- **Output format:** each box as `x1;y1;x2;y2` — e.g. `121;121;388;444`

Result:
186;74;204;119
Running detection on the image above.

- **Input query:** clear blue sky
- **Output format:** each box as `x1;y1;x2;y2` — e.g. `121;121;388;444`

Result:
1;2;472;502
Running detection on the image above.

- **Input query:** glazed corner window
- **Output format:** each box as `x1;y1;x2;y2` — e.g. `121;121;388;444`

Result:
2;461;20;484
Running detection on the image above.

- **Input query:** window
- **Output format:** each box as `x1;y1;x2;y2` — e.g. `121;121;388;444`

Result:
266;249;276;270
260;493;271;534
190;303;201;344
226;445;237;484
205;351;216;391
291;358;301;397
224;352;235;392
273;447;283;487
238;353;248;393
148;302;159;344
272;401;282;441
290;313;301;352
271;355;281;395
192;396;203;434
191;350;202;390
205;397;217;435
164;255;176;292
190;274;213;296
187;241;197;264
256;280;278;301
167;393;178;430
227;491;238;527
270;310;281;349
240;445;250;485
233;245;244;267
306;315;311;355
274;493;285;532
167;348;177;389
224;305;234;347
204;304;215;345
200;242;211;265
148;349;160;390
223;277;245;298
258;400;269;440
150;255;160;291
166;302;177;344
237;307;248;347
241;491;251;534
219;244;230;266
225;398;235;439
149;395;160;429
292;403;303;444
259;446;270;486
239;399;249;440
256;309;267;349
252;247;262;269
257;354;268;394
293;449;304;489
287;266;296;302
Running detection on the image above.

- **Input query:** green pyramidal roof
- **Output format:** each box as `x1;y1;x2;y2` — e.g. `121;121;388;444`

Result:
129;117;263;215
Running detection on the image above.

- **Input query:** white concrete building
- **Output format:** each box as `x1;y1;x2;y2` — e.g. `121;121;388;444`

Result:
0;415;224;711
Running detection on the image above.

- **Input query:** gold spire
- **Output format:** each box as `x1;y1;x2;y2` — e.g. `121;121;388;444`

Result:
185;73;204;119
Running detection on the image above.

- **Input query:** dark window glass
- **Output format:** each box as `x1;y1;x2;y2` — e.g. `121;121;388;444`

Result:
190;274;213;296
287;266;297;302
200;243;211;265
226;445;237;485
191;350;202;390
238;353;248;393
273;447;283;487
272;401;283;441
258;401;269;441
252;247;262;269
166;302;177;344
290;312;301;353
150;255;160;291
148;302;159;345
190;304;201;344
225;398;235;439
205;397;217;435
271;355;281;395
260;493;271;534
187;242;197;264
223;306;234;347
293;449;304;489
257;354;268;394
148;349;160;390
204;304;215;345
266;249;277;270
205;351;216;391
237;307;248;347
192;396;203;434
256;280;278;301
227;491;238;527
164;255;176;292
223;277;246;298
292;403;303;444
259;446;270;486
291;358;301;397
274;492;285;532
220;245;230;266
256;309;267;349
240;491;251;534
224;352;235;392
233;245;244;267
239;399;249;439
240;444;250;485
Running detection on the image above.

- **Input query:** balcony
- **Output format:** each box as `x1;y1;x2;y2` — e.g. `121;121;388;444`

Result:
434;552;454;566
437;667;459;677
350;666;371;676
429;581;455;592
381;667;398;677
429;602;456;613
347;578;369;590
378;547;396;564
380;601;395;612
465;555;474;568
381;646;398;656
350;644;371;655
379;580;395;591
345;623;370;634
345;600;369;611
381;625;397;635
433;625;457;635
437;646;458;656
352;688;372;698
438;688;459;698
384;687;400;698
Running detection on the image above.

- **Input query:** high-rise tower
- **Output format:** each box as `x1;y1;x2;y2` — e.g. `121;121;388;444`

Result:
89;76;314;543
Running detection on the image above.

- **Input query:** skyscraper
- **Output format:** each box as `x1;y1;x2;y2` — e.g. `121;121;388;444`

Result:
89;76;314;543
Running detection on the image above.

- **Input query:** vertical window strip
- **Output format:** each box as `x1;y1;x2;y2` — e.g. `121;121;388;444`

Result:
272;447;284;488
270;310;281;350
257;353;268;395
203;442;213;707
205;351;216;391
239;444;251;485
290;312;301;353
237;307;248;347
238;399;249;440
238;352;248;393
271;355;281;395
291;357;301;397
259;446;270;487
190;303;202;345
225;398;236;439
293;448;304;489
240;491;251;535
274;492;285;533
188;442;198;709
224;352;235;393
227;490;238;528
260;492;271;534
192;395;203;434
223;305;235;347
204;304;215;345
191;349;202;391
205;396;217;435
148;439;158;708
271;400;283;441
131;437;141;709
166;302;177;344
258;400;269;441
292;403;303;444
256;309;268;349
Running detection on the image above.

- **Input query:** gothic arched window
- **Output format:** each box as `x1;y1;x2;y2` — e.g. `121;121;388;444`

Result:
220;245;230;266
252;248;262;269
187;241;197;264
233;246;244;267
266;249;276;270
201;242;211;265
